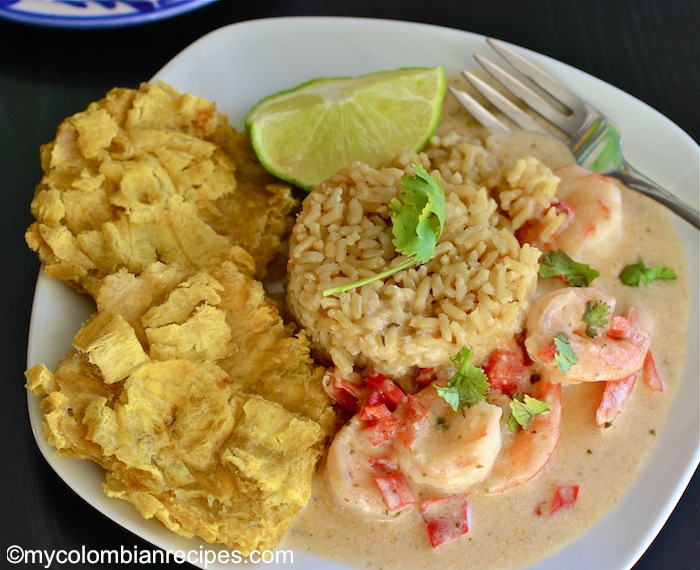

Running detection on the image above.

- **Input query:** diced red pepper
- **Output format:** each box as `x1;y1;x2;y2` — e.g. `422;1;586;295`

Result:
606;315;630;339
322;370;367;412
641;350;665;392
362;414;400;446
395;394;430;449
374;472;415;511
363;372;406;410
595;372;637;426
483;340;530;397
363;390;385;409
414;367;435;385
550;484;579;514
538;343;557;363
359;402;393;422
381;379;407;409
419;494;470;548
364;371;388;391
368;455;399;473
403;394;430;422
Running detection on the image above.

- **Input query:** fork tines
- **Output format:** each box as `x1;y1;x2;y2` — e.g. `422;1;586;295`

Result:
452;37;582;135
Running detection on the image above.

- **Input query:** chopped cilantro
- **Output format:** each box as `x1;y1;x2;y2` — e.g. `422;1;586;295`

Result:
582;300;610;338
538;250;599;287
508;394;551;431
435;346;489;412
619;260;676;286
553;332;577;374
390;162;446;262
323;163;445;296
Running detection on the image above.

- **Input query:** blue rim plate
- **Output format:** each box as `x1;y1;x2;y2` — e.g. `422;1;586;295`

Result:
0;0;217;29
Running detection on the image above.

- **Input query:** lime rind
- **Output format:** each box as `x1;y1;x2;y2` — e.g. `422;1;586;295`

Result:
245;66;446;191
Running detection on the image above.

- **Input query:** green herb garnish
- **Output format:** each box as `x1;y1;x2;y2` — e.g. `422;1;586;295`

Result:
538;250;599;287
323;163;445;296
582;300;610;338
508;394;551;432
553;332;577;374
435;346;489;413
619;260;676;286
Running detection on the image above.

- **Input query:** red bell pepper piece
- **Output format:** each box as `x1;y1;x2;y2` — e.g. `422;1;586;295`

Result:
364;372;406;410
374;472;415;511
414;367;435;385
359;402;393;422
606;315;631;339
595;372;637;426
550;484;579;514
367;455;399;473
394;394;430;449
641;350;665;392
483;339;530;397
362;414;400;446
322;369;367;412
419;494;470;548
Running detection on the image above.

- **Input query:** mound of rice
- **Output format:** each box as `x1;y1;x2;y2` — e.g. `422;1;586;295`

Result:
287;133;561;377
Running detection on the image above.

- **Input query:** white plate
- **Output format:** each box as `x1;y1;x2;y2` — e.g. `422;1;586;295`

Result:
26;16;700;570
0;0;216;29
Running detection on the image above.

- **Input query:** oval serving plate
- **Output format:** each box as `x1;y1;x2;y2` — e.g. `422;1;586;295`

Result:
26;16;699;570
0;0;216;29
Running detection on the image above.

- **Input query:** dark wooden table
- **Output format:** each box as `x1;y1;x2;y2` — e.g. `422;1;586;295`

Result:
1;1;697;569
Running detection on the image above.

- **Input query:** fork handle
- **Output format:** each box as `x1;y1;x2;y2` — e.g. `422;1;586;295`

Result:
614;162;700;229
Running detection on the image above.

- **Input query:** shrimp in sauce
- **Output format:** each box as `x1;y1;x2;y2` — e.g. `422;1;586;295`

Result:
394;385;502;493
480;340;563;493
518;164;623;263
324;380;503;516
485;378;562;493
325;414;414;519
525;287;652;384
549;164;623;258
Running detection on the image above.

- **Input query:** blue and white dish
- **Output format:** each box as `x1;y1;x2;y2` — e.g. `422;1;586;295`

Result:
0;0;217;29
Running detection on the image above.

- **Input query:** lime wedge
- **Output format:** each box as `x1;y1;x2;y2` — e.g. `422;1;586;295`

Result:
245;66;446;191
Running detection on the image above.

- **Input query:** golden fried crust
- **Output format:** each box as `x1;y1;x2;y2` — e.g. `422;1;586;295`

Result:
25;251;335;553
25;82;297;295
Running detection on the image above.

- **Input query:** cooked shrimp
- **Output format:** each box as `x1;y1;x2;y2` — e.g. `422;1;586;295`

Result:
394;385;503;493
524;287;652;384
325;415;414;519
485;379;562;493
548;164;622;259
517;164;622;261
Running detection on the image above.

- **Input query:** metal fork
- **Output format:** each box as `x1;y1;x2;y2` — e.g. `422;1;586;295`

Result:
450;38;699;229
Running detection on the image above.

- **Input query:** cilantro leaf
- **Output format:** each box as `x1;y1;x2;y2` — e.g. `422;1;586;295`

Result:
553;332;577;374
390;163;446;264
435;346;490;413
582;300;610;338
323;163;445;296
538;250;599;287
508;394;551;432
619;260;676;286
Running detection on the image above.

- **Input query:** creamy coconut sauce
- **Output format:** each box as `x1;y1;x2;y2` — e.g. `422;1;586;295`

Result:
281;78;690;569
